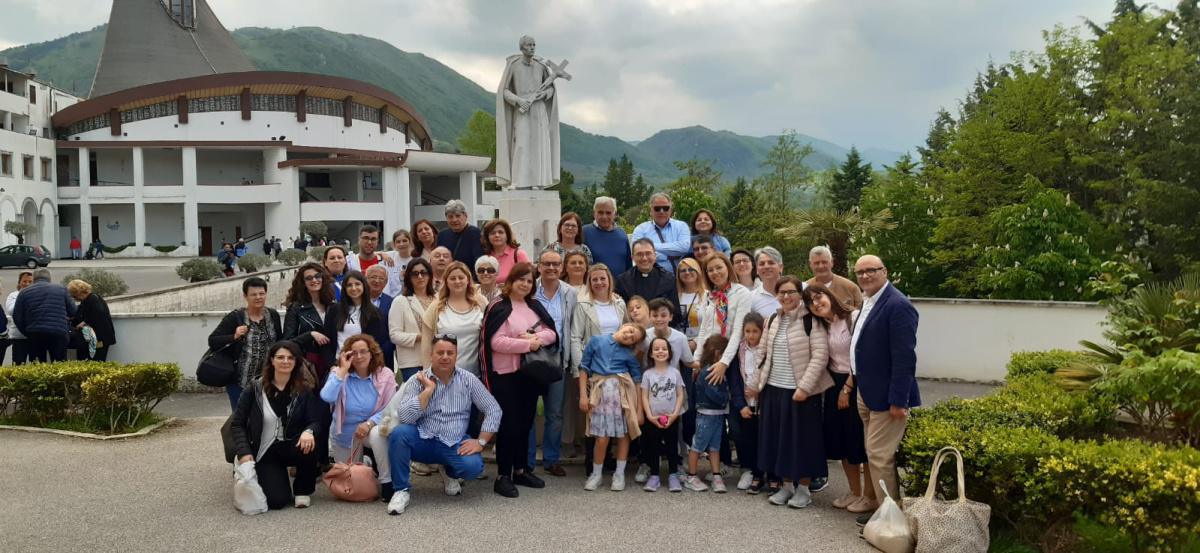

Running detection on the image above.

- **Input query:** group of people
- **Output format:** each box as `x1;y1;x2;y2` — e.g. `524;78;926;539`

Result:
0;268;117;364
221;194;920;526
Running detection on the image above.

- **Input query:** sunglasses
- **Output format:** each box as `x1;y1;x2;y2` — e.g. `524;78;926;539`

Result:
434;333;458;345
652;205;672;213
303;274;324;282
409;270;429;277
477;267;497;274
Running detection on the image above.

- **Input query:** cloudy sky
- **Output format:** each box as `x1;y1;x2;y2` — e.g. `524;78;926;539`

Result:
0;0;1161;152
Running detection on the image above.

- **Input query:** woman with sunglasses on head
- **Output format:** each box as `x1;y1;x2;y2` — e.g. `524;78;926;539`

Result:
319;334;398;501
481;262;558;498
389;258;436;382
674;257;710;351
421;262;488;378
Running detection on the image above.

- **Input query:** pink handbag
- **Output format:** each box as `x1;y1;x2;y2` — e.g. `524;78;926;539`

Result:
322;444;379;502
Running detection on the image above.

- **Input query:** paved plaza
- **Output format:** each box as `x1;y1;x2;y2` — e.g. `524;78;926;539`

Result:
0;258;199;295
0;381;991;553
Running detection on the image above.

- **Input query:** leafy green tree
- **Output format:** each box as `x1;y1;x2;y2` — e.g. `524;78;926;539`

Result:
456;110;497;171
720;177;768;250
977;176;1102;300
601;155;652;226
757;130;814;208
669;187;718;229
667;158;724;196
776;208;896;278
856;153;941;295
825;147;873;212
553;169;598;223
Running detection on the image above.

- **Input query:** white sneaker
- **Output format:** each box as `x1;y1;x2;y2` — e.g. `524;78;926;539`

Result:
737;471;754;490
788;485;812;508
711;474;727;493
386;490;410;515
584;473;602;491
768;484;794;505
294;495;310;508
684;474;708;492
611;472;626;491
634;464;651;484
442;471;463;496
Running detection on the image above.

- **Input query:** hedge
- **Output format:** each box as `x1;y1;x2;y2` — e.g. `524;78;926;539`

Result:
0;361;180;434
898;374;1199;551
1006;349;1089;380
236;253;271;273
276;248;307;266
176;258;223;282
60;268;129;297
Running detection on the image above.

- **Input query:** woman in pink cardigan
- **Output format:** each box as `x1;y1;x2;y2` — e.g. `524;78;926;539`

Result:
481;218;530;283
481;262;559;498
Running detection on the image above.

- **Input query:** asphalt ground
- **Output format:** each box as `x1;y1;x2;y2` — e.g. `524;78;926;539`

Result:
0;380;993;553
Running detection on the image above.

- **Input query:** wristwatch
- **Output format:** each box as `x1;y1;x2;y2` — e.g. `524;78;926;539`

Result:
477;438;489;447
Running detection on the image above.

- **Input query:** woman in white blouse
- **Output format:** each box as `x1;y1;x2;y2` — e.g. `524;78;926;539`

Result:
388;257;435;382
674;257;709;351
694;253;753;384
421;262;488;377
567;263;627;451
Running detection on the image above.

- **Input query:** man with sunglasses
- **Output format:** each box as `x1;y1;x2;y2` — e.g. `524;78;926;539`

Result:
631;193;691;273
385;334;502;515
848;254;921;526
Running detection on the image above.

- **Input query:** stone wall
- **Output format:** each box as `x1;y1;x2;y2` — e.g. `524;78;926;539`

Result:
107;265;301;314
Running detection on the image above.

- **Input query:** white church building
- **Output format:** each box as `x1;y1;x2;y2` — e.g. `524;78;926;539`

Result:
4;0;493;257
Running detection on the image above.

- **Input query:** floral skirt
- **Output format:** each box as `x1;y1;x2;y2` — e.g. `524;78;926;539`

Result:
588;378;627;438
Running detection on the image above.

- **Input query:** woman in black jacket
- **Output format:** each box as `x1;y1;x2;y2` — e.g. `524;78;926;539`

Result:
230;340;322;510
282;263;336;381
209;277;283;411
322;271;387;367
67;279;117;361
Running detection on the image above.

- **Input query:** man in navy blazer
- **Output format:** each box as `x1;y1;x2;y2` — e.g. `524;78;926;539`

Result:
849;254;920;520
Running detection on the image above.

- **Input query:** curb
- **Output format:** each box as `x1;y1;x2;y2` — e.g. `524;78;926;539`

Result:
0;417;177;440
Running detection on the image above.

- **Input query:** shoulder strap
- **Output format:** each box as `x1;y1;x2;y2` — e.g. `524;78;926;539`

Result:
804;314;813;336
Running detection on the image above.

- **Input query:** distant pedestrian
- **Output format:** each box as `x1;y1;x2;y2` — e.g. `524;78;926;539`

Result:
218;242;237;277
273;238;283;257
90;238;105;259
68;279;116;361
4;272;34;364
69;236;82;260
235;238;248;258
263;237;274;257
13;268;77;362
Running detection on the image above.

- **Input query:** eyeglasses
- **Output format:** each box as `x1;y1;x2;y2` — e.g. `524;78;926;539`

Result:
540;262;562;268
349;349;372;358
854;266;886;277
477;267;497;274
777;289;801;297
652;205;672;213
409;270;429;277
303;274;324;282
434;333;458;345
679;267;697;274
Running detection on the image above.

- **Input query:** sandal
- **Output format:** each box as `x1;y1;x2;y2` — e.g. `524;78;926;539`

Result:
747;478;764;495
766;481;782;496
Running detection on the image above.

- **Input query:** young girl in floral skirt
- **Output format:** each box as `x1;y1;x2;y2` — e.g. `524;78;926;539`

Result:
579;323;647;491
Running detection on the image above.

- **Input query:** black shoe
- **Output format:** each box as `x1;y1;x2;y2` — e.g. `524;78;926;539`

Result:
512;471;546;489
747;478;764;495
808;476;829;493
379;481;394;503
856;512;874;526
494;475;519;498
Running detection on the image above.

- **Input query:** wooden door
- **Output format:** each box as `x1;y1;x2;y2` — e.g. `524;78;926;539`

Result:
200;227;213;256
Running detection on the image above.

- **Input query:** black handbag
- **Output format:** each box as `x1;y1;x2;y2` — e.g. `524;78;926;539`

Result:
197;311;245;387
220;414;237;463
521;342;563;385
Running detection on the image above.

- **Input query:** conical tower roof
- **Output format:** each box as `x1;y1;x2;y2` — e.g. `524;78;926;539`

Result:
89;0;254;98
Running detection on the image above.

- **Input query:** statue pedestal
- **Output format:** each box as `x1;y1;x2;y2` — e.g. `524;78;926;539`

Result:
497;188;561;259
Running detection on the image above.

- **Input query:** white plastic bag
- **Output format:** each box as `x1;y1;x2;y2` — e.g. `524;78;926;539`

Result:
864;479;914;553
233;459;269;515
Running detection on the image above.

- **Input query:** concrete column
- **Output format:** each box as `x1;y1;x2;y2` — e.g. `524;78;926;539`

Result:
458;171;477;224
382;166;411;236
132;147;146;256
78;147;92;248
2;112;11;131
262;147;299;245
182;147;199;255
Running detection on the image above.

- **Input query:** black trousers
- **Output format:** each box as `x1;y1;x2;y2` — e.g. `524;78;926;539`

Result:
641;418;681;477
256;440;318;510
489;370;539;478
731;411;762;478
26;332;68;362
77;344;110;361
9;339;29;365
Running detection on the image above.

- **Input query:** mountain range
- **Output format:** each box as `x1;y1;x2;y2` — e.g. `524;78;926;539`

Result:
0;24;904;185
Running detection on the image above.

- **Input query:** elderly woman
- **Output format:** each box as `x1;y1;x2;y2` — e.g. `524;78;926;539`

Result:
209;277;283;410
548;212;593;264
323;245;350;296
389;257;435;382
429;246;453;291
366;265;396;365
67;279;116;361
421;262;488;377
673;257;709;347
319;334;399;501
562;250;588;289
481;219;529;283
323;271;388;360
806;283;874;514
748;276;831;509
411;219;439;261
230;340;322;510
690;209;731;255
481;262;558;498
475;255;502;303
731;249;756;289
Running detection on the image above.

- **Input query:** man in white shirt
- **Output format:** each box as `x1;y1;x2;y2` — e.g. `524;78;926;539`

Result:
5;271;34;365
631;193;691;273
750;246;785;317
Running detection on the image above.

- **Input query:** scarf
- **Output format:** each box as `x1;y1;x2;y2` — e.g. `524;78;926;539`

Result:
711;284;731;336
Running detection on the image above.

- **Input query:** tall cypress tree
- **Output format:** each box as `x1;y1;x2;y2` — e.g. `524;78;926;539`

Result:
825;147;873;212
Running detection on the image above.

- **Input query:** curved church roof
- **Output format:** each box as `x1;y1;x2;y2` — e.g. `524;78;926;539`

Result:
90;0;255;98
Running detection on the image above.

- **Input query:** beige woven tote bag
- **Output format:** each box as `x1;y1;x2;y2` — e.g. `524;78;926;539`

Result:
903;446;991;553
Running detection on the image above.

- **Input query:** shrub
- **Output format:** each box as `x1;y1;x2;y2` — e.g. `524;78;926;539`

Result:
1092;272;1200;358
176;258;223;282
1097;349;1200;446
1007;349;1089;380
102;242;135;254
153;244;179;253
307;246;328;262
899;374;1199;551
236;253;271;273
0;362;179;434
60;268;129;297
80;363;180;433
299;221;327;240
276;248;307;266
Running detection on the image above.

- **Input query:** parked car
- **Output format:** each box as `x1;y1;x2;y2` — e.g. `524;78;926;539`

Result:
0;245;52;268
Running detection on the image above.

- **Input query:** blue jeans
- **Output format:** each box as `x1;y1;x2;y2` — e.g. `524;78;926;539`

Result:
226;383;243;412
527;378;564;467
692;413;725;453
398;366;421;382
388;424;484;492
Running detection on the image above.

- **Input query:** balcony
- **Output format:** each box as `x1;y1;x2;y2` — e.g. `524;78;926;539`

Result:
0;90;28;116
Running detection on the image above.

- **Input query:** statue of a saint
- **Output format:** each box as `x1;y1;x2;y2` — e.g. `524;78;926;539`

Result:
495;36;569;190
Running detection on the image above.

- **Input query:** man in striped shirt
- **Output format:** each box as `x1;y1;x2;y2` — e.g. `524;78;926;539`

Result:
386;335;502;515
